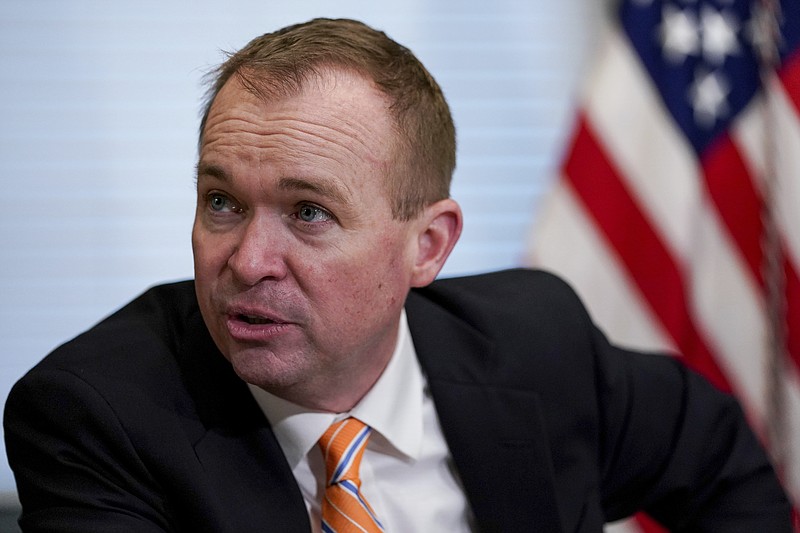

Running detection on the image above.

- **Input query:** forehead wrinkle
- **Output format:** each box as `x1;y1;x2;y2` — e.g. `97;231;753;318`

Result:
288;68;395;162
203;74;393;170
264;113;389;168
202;115;387;174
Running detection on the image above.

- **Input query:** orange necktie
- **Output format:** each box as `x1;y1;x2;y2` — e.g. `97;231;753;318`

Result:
318;417;384;533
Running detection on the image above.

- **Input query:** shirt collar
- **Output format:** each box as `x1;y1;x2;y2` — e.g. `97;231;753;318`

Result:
248;310;424;468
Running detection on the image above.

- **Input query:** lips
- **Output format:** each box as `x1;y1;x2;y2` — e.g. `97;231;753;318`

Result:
224;306;295;342
227;303;288;324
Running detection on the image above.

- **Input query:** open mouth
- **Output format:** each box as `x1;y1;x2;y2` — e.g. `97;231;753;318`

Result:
239;314;278;325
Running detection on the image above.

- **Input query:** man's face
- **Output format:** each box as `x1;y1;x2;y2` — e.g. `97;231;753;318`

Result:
193;70;421;411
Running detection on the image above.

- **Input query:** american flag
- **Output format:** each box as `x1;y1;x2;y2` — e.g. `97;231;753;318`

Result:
527;0;800;530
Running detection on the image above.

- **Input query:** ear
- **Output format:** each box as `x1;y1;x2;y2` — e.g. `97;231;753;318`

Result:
409;198;463;287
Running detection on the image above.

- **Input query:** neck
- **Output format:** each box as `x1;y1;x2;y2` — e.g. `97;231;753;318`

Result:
273;347;395;413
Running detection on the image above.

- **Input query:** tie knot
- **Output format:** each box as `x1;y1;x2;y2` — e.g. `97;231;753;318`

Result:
318;417;371;486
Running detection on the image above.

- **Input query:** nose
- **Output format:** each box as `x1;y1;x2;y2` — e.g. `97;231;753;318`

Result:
227;213;289;286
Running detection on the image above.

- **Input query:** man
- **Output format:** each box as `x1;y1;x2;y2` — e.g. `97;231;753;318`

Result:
4;18;791;532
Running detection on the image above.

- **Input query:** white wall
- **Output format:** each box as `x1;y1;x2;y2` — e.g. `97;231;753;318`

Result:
0;0;603;495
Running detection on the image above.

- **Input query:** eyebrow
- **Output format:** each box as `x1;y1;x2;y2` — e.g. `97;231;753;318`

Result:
195;162;353;209
195;162;230;183
277;176;352;207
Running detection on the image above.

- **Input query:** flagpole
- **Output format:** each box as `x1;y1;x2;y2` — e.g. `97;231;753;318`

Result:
754;0;788;483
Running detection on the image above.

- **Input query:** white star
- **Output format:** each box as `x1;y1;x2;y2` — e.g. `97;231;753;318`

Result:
689;69;731;128
660;5;700;64
701;6;741;64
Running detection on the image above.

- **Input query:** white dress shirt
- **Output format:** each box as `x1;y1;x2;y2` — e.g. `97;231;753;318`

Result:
248;310;475;531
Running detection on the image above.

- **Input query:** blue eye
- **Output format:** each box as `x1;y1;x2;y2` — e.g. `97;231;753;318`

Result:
209;194;226;211
208;193;239;213
298;204;332;223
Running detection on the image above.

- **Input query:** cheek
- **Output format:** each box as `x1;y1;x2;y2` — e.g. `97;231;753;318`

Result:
332;240;409;307
192;228;230;279
308;254;381;308
190;223;208;271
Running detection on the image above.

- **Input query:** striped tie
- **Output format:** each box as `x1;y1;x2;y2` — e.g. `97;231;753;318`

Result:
318;417;384;533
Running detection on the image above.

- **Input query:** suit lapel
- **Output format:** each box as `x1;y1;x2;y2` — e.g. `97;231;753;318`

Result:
406;291;564;533
178;309;311;532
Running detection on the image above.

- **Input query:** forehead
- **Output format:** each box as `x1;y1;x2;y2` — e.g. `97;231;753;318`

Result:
200;68;397;165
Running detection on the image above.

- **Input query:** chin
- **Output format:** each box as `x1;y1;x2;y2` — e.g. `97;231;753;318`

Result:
226;346;302;390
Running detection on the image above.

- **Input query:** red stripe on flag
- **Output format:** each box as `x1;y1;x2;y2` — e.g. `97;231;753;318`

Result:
563;114;732;393
778;49;800;116
701;135;765;287
634;511;669;533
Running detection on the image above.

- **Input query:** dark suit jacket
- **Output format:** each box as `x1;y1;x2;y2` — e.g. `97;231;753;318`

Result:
4;269;791;532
